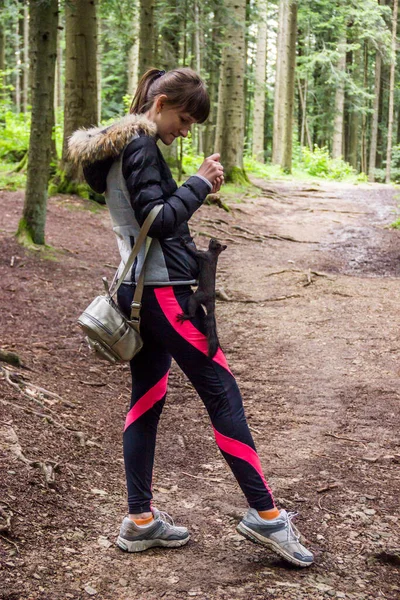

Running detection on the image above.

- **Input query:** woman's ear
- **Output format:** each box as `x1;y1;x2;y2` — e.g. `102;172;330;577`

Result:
156;94;168;113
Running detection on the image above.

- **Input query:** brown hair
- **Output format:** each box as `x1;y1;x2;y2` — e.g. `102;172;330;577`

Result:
130;67;210;124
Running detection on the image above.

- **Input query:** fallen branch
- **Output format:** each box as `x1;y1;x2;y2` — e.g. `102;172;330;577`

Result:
325;432;368;447
317;482;340;494
79;380;107;387
230;293;302;304
215;288;232;302
181;471;226;484
249;424;261;435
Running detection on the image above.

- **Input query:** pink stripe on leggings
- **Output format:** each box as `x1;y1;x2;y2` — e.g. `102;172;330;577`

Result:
154;287;232;375
213;427;274;497
124;371;169;432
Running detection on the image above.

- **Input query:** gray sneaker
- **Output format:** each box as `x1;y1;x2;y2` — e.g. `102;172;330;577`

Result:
237;509;314;567
116;508;190;552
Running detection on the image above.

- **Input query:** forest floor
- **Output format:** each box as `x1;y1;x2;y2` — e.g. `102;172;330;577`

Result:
0;178;399;600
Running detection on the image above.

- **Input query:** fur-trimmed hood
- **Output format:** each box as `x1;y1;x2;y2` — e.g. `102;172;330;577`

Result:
68;113;157;164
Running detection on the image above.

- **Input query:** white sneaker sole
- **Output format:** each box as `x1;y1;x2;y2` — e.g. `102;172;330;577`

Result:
236;522;313;568
116;534;190;553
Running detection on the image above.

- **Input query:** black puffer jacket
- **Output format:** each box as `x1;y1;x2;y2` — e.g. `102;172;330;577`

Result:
68;114;211;286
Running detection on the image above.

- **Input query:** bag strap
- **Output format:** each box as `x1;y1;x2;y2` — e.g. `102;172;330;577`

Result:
108;205;162;298
129;236;152;326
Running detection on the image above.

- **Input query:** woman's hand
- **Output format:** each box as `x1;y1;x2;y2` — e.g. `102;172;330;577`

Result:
196;153;224;188
211;175;224;194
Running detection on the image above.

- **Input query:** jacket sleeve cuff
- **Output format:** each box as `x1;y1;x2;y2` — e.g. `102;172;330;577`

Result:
192;174;213;191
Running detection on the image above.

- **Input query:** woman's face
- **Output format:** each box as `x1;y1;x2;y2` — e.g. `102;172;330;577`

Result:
146;95;197;145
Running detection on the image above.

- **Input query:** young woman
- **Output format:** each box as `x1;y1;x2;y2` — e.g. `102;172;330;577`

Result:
69;67;314;567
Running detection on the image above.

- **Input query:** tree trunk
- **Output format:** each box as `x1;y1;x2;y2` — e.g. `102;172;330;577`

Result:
347;48;361;170
361;40;368;175
59;0;98;190
15;10;21;113
203;2;223;158
272;0;286;165
272;0;297;172
22;3;29;113
214;0;248;183
252;0;267;162
368;51;382;181
139;0;154;77
281;1;297;172
194;0;203;155
127;1;140;96
54;24;63;113
386;0;398;183
332;34;347;159
18;0;58;246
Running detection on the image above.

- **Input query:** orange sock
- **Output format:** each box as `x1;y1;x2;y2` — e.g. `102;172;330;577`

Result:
258;507;280;520
132;515;154;526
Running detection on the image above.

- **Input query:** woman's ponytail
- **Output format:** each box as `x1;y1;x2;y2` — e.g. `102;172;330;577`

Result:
130;68;165;114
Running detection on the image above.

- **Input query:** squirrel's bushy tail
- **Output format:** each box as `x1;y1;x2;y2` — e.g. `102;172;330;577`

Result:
205;312;219;358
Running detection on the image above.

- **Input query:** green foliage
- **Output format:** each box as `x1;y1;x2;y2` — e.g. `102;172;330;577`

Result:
390;218;400;229
0;162;26;190
0;111;30;161
300;146;355;180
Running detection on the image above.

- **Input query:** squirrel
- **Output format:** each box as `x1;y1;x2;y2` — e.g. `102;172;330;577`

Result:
177;237;227;358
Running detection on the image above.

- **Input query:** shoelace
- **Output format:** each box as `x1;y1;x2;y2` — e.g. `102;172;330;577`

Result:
284;512;301;543
156;510;175;526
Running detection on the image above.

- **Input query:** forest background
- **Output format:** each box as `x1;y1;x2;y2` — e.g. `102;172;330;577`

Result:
0;0;400;243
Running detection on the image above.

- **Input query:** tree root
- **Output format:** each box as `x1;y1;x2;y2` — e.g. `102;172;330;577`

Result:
0;533;20;553
0;396;86;447
0;424;59;487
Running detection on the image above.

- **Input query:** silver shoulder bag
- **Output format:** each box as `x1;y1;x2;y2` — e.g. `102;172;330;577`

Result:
77;205;162;364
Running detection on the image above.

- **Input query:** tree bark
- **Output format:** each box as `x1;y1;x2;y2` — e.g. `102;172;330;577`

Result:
22;3;29;113
18;0;58;246
127;2;140;96
139;0;155;77
368;51;382;181
203;1;223;158
214;0;248;183
347;47;361;170
194;0;203;155
386;0;398;183
332;34;347;159
252;0;268;163
281;1;297;172
272;0;286;165
60;0;98;188
361;40;368;175
15;9;21;113
272;0;297;172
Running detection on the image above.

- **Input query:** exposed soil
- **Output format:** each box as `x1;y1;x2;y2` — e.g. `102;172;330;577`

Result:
0;179;399;600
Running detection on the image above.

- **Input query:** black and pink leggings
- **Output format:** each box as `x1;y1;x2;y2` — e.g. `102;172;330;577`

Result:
117;284;275;515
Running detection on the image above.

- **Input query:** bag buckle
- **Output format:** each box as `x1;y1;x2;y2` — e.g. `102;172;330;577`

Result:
130;300;141;322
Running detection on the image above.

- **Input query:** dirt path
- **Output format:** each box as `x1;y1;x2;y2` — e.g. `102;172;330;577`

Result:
0;180;399;600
